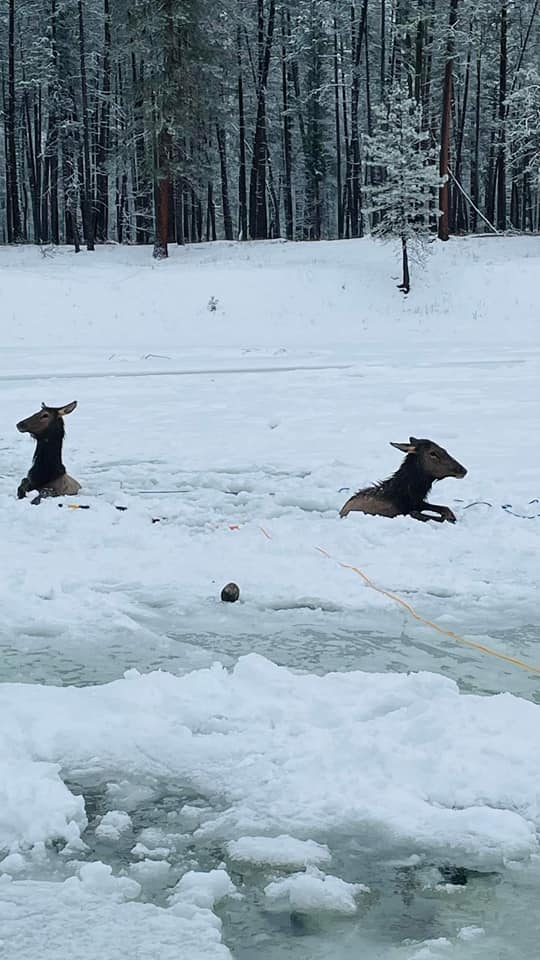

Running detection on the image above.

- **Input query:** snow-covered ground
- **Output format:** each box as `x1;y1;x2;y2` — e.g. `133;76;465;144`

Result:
1;237;540;959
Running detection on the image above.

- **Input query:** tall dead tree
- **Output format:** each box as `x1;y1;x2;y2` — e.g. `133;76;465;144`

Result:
96;0;112;241
494;0;508;232
78;0;95;249
248;0;276;239
349;0;368;237
282;7;294;239
153;0;176;259
6;0;22;241
438;0;460;241
237;26;248;239
216;123;234;240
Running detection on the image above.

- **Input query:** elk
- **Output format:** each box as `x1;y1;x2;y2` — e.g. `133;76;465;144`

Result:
16;401;81;500
340;437;467;523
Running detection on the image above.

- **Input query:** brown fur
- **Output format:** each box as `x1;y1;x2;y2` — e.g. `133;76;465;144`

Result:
17;401;80;499
340;437;467;523
340;494;400;518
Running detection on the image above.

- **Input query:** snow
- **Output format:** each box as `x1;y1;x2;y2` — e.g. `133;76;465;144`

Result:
95;810;132;840
0;867;233;960
406;939;452;960
0;752;86;853
457;926;485;942
1;655;539;868
1;236;540;958
129;858;172;886
226;835;331;868
169;868;237;914
263;865;369;914
132;842;172;859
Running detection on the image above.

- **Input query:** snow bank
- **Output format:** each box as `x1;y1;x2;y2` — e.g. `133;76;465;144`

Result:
169;868;236;912
1;655;539;868
0;753;86;854
1;235;540;959
0;865;233;960
406;939;452;960
226;835;331;868
95;810;132;840
264;865;368;914
1;237;538;358
1;237;539;686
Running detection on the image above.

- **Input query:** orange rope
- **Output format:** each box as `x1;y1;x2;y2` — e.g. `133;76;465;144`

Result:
316;547;540;676
257;525;540;677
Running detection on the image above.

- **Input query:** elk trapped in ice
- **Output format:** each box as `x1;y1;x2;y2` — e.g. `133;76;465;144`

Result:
16;401;81;499
340;437;467;523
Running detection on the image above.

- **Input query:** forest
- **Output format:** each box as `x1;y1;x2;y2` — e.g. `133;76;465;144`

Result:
1;0;539;258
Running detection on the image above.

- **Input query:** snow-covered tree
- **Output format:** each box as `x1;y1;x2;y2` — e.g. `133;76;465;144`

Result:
365;86;442;293
507;68;540;200
3;0;540;248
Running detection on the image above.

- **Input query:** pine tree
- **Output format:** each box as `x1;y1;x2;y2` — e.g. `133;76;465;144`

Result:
365;85;441;293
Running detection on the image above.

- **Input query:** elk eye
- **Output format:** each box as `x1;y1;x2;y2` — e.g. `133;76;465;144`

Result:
430;452;440;460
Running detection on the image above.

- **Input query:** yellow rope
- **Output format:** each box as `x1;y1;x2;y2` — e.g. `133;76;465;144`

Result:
256;525;540;677
316;547;540;676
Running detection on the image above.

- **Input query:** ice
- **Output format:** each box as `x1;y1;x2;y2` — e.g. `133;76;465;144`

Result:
75;860;140;899
168;869;237;927
1;655;539;871
132;842;172;859
129;858;172;887
0;867;233;960
1;239;539;663
406;940;452;960
264;865;369;914
457;927;485;942
0;854;25;876
0;751;86;853
226;835;331;868
2;236;540;958
170;868;236;908
95;810;132;840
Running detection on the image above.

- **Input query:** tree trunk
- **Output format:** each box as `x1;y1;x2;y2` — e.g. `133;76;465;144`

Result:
96;0;112;241
153;129;171;259
23;90;42;242
333;18;343;238
237;28;248;240
340;37;352;238
6;0;22;242
380;0;386;100
414;0;425;104
438;0;460;241
131;53;149;244
206;181;216;242
495;0;507;232
470;53;481;232
452;40;471;232
248;0;276;239
282;7;294;240
78;0;95;250
216;124;233;240
350;0;369;237
400;236;410;294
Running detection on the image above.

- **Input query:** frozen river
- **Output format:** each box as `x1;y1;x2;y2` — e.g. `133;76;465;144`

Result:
2;238;540;960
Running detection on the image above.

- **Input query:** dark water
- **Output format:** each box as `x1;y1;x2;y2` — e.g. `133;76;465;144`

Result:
3;603;540;959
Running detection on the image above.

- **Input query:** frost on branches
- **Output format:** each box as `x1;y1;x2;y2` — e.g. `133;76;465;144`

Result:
365;89;442;294
507;68;540;193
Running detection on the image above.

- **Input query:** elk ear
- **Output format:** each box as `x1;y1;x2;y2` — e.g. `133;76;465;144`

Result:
390;441;417;453
57;400;78;417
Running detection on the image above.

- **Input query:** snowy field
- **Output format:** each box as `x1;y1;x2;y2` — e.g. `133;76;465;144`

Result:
1;236;540;959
